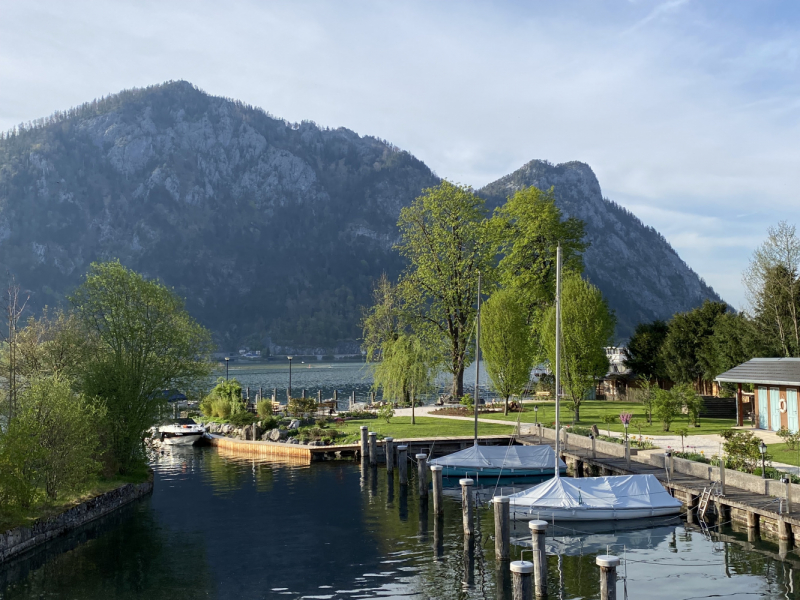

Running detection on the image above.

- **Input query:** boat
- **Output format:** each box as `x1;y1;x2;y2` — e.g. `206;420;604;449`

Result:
159;418;205;446
504;473;682;521
429;443;567;478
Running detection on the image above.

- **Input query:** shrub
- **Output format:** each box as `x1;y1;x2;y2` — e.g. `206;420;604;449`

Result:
721;429;768;473
287;397;318;417
777;428;800;451
601;414;616;436
229;412;258;427
256;399;272;418
211;397;231;418
653;388;681;431
260;417;279;430
674;383;704;427
460;395;474;411
199;397;214;417
378;403;394;423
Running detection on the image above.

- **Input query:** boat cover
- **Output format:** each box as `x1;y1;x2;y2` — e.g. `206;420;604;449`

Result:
507;474;681;511
429;444;567;471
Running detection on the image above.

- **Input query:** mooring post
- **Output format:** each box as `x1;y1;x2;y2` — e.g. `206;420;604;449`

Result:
385;437;394;472
302;389;306;399
368;431;377;466
494;496;510;562
510;561;533;600
590;434;596;459
460;478;474;536
272;388;277;403
719;456;726;495
259;386;263;401
333;389;338;404
596;555;619;600
398;445;408;485
317;389;322;404
784;476;792;514
360;426;369;460
529;520;548;598
351;390;356;409
431;465;444;515
370;391;375;405
246;386;250;401
416;454;428;497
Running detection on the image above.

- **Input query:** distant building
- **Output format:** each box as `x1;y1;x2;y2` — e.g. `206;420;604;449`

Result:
598;346;633;399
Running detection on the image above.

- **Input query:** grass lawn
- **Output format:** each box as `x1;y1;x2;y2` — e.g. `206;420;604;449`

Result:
766;443;800;467
473;400;737;437
335;416;515;443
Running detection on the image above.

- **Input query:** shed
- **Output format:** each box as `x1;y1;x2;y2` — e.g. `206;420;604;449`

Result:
716;358;800;431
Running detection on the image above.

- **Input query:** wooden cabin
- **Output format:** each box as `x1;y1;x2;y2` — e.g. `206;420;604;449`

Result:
716;358;800;431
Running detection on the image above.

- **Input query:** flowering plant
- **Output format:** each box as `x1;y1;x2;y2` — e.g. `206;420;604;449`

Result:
619;412;632;426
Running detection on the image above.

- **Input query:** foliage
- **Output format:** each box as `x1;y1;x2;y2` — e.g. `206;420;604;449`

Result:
630;376;658;425
460;394;474;411
623;320;669;383
371;334;436;424
674;382;704;427
541;272;615;420
287;396;318;417
630;418;644;438
601;414;616;436
721;429;769;474
652;387;682;431
480;288;537;415
205;378;246;419
675;428;689;452
377;403;394;423
256;399;273;418
777;428;800;451
361;274;405;363
71;261;213;473
228;411;258;427
396;181;495;398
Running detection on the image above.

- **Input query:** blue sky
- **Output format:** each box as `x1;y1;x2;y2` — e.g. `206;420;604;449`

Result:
2;0;798;308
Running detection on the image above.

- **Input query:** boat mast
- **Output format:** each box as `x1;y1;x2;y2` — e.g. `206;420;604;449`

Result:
474;271;481;445
554;245;562;479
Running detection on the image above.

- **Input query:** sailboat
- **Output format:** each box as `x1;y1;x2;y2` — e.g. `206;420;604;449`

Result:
428;272;567;479
503;246;680;521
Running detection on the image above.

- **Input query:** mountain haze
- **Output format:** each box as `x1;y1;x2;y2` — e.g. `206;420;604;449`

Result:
0;81;721;349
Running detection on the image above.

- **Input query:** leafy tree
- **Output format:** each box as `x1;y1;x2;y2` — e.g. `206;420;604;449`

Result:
361;274;404;362
632;375;659;425
700;312;770;394
673;382;704;427
623;320;669;384
480;289;536;415
652;387;681;432
71;261;214;473
541;273;615;421
205;378;245;418
372;334;436;424
492;186;587;342
396;182;494;399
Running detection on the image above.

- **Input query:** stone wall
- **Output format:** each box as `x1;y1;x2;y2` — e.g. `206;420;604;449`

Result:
0;475;153;564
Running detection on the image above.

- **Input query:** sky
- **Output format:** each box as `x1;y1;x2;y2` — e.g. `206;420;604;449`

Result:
2;0;799;309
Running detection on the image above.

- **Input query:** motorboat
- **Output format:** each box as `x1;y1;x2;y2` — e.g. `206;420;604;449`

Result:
429;443;567;478
503;473;682;521
159;418;205;446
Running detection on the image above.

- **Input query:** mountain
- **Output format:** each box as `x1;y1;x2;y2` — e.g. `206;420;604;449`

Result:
479;160;723;337
0;81;721;349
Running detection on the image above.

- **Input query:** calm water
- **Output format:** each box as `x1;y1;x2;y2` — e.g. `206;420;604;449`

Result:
1;446;798;600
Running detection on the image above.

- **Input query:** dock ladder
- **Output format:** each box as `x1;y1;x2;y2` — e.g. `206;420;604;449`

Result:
697;482;718;521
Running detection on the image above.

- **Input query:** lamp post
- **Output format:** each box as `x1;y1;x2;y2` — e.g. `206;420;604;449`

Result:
534;405;538;425
287;356;293;400
760;440;767;479
224;357;229;381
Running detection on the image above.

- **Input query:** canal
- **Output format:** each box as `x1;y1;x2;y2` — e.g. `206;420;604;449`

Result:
0;446;797;599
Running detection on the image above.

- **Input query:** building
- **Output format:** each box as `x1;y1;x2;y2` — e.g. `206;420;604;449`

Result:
715;358;800;431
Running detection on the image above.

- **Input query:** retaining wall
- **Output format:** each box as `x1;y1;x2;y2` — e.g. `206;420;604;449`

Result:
0;475;153;564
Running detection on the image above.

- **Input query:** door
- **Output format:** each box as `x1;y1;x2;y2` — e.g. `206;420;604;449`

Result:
770;387;781;431
788;388;799;433
758;386;768;429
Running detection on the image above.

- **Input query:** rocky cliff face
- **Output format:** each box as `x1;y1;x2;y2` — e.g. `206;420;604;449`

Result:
479;160;722;337
0;83;720;348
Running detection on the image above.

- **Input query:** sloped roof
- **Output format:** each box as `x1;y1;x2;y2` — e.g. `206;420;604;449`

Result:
716;358;800;386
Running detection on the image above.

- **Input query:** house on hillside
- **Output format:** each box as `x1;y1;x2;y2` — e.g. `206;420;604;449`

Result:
716;358;800;431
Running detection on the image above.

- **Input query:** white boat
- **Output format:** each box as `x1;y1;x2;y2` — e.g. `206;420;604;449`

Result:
159;418;205;446
504;474;682;521
429;443;567;478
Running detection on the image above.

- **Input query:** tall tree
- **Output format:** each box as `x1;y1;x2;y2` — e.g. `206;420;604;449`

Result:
480;289;536;415
361;274;404;363
542;273;615;421
492;185;587;336
396;181;494;399
371;334;436;424
71;261;214;473
623;320;669;384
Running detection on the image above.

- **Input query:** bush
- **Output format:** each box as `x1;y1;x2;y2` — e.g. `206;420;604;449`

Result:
674;383;703;427
260;417;279;430
287;397;318;417
653;388;681;431
338;410;377;419
721;429;768;473
199;397;214;417
460;395;474;411
256;399;272;418
229;412;258;427
378;403;394;423
777;428;800;450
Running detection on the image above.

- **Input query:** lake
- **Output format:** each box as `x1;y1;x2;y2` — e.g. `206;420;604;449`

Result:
0;445;797;600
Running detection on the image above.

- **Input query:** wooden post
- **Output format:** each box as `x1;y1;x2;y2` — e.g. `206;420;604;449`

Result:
494;496;510;562
461;478;474;535
333;389;338;404
737;382;744;427
370;391;375;405
302;389;306;399
596;555;619;600
625;437;630;469
433;513;444;560
719;456;726;496
317;389;322;404
351;390;356;408
510;561;533;600
529;520;548;598
385;437;394;472
360;426;369;460
591;434;596;459
246;386;250;401
417;454;428;497
785;477;792;514
431;465;444;515
272;388;277;403
398;445;408;485
368;431;377;466
259;387;263;402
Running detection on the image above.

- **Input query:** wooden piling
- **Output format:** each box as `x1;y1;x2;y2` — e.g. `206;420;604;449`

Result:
360;426;369;459
529;520;548;598
417;454;428;497
385;437;394;472
596;555;619;600
494;496;510;562
368;431;377;466
460;478;474;536
272;388;277;403
351;390;356;408
398;445;408;485
719;457;726;496
510;561;533;600
624;437;630;469
591;434;596;459
333;390;338;403
431;465;444;515
317;390;322;404
302;389;306;399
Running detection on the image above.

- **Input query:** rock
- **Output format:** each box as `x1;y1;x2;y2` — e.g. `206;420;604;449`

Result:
289;437;299;444
267;428;287;442
288;419;301;430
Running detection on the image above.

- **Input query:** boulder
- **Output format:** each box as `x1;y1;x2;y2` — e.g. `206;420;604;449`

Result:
288;437;300;444
288;419;301;430
267;428;288;442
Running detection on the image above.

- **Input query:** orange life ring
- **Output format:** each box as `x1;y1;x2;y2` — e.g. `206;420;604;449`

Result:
780;398;787;413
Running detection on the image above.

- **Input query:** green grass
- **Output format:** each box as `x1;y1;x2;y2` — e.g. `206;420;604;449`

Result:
472;400;737;437
334;416;515;443
766;443;800;467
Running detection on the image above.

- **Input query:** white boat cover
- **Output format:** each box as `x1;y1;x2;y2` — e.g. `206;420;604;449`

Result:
429;444;567;471
507;474;681;512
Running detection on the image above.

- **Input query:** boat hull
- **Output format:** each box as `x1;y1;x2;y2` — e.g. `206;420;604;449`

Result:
440;466;567;479
161;432;204;446
508;505;681;522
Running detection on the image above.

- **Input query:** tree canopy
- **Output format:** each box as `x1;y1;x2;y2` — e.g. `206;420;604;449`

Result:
623;320;669;383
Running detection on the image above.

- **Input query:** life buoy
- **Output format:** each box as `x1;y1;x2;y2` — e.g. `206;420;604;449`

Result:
780;398;788;413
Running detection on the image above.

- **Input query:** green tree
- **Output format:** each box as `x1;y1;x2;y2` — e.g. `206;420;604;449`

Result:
396;182;494;398
361;274;404;362
623;320;669;384
542;273;615;421
700;312;769;394
71;261;214;473
480;289;536;415
372;334;436;424
653;387;681;432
